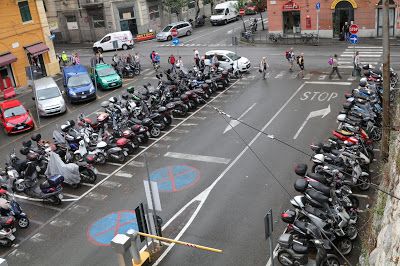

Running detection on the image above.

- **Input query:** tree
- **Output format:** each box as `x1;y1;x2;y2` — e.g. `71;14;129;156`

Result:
235;0;247;31
164;0;188;20
253;0;266;30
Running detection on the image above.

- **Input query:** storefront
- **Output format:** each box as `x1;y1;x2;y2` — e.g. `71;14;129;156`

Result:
282;1;301;34
0;53;17;90
267;0;400;38
24;42;50;79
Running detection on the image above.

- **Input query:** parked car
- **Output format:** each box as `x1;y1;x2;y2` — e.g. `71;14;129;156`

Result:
205;50;251;72
93;31;134;53
0;99;34;134
210;1;238;25
33;77;66;117
90;64;122;90
156;21;192;41
63;65;96;103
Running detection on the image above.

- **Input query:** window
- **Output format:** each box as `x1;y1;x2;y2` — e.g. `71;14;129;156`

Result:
91;10;105;28
119;7;134;20
101;36;111;43
66;16;76;23
149;5;159;20
18;1;32;22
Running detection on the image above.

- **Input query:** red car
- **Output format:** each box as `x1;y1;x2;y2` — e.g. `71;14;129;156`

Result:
0;100;34;134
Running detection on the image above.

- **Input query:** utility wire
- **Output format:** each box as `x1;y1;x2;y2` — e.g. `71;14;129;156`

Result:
210;105;400;201
217;110;353;266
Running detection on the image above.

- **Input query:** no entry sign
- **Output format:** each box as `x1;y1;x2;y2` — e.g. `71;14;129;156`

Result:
171;28;178;37
349;24;359;34
239;8;245;16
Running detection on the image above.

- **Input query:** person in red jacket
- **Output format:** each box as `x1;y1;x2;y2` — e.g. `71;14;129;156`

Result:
168;54;176;72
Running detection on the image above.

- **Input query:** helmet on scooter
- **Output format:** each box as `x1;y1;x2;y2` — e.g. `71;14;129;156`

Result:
126;86;135;94
109;96;118;103
26;151;39;161
281;209;296;224
121;92;129;100
100;101;110;108
31;133;42;142
312;154;324;164
359;78;368;87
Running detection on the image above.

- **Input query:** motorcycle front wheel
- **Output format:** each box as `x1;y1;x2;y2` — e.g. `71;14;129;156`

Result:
116;151;126;163
346;225;358;240
277;250;294;266
15;182;25;193
18;217;30;229
336;237;352;255
80;169;97;184
50;196;62;206
97;153;107;165
325;255;341;266
358;175;371;191
150;127;161;138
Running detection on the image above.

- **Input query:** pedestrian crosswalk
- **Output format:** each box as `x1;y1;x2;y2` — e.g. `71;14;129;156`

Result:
158;43;233;48
137;67;359;83
338;45;383;69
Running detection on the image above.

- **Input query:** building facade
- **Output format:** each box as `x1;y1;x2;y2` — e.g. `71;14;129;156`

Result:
267;0;400;38
44;0;225;44
0;0;59;89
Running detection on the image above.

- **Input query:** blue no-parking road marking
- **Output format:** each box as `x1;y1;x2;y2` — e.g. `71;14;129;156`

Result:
150;165;200;192
87;210;138;246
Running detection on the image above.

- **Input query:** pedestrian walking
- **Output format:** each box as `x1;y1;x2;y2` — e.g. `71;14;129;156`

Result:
296;53;305;78
259;57;269;80
193;49;200;67
285;48;295;72
134;52;141;69
342;22;349;41
112;53;119;67
211;53;219;70
329;54;342;79
61;51;68;66
353;51;361;77
72;52;80;65
98;51;105;63
176;56;183;68
168;54;176;72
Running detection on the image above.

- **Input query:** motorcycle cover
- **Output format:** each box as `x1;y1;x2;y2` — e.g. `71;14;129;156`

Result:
45;152;81;185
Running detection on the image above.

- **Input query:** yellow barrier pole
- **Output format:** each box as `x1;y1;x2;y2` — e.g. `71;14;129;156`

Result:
137;232;223;254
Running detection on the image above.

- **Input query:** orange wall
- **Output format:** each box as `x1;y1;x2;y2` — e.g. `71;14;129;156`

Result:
0;0;56;87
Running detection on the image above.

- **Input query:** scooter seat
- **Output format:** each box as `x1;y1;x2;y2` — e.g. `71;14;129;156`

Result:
336;130;354;136
294;220;307;233
330;149;341;156
292;243;308;254
39;181;51;190
304;205;328;220
307;173;328;185
309;181;331;196
307;189;330;204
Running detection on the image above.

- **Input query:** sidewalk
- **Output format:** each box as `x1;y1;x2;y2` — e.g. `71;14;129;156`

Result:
240;30;400;47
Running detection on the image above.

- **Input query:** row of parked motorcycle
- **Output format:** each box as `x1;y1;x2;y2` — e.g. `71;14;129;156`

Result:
0;65;237;247
275;65;396;265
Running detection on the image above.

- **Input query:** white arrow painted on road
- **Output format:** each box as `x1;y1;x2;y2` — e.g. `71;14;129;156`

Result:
293;105;331;139
223;103;256;134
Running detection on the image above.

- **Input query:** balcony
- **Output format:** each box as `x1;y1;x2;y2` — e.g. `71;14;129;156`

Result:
80;0;104;9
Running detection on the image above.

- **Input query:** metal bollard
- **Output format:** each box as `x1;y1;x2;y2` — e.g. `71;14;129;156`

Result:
111;234;133;266
126;229;141;264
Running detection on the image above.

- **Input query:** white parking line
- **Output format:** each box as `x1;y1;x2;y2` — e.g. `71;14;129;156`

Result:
80;182;95;187
164;152;231;164
114;171;134;178
106;162;124;166
63;193;79;199
97;172;110;176
305;81;352;85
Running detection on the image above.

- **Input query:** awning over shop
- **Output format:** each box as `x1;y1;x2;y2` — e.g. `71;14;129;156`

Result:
24;42;49;57
0;52;17;67
282;0;300;11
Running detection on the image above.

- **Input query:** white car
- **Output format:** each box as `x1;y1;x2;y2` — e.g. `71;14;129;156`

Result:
205;50;251;72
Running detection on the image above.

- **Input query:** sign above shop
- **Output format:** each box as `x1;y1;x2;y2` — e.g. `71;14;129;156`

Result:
282;0;300;11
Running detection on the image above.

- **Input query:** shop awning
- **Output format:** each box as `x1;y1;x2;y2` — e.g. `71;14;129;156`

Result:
24;42;49;57
0;52;17;67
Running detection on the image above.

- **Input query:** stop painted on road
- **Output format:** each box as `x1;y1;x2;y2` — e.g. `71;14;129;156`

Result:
300;91;338;102
87;210;138;246
149;164;200;192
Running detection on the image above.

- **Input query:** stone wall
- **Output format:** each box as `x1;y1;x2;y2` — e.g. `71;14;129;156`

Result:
368;102;400;266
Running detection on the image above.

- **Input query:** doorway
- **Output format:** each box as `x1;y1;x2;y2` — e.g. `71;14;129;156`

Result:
332;1;354;37
282;11;301;34
377;8;395;37
28;54;47;79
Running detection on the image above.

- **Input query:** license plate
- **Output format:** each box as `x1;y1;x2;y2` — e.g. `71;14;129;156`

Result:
123;151;128;156
58;194;63;200
111;83;116;86
17;126;24;130
81;95;87;99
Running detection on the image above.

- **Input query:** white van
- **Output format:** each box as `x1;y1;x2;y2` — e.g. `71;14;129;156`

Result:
93;31;134;53
210;1;238;25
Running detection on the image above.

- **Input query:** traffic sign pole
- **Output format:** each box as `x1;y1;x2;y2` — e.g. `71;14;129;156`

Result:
316;2;320;44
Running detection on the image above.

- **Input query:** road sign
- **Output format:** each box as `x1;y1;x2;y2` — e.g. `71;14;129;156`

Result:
171;28;178;37
349;24;359;34
315;2;320;10
264;209;273;239
239;8;245;16
349;34;358;44
144;180;162;211
149;165;200;192
88;210;138;246
172;37;180;46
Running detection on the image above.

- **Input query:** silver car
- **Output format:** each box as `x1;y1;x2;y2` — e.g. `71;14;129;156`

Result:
156;21;193;41
34;77;66;117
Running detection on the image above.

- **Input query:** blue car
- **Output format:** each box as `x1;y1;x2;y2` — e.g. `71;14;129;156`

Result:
63;65;96;103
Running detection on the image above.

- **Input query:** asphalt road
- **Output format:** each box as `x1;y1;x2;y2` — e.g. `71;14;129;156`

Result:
1;15;397;266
